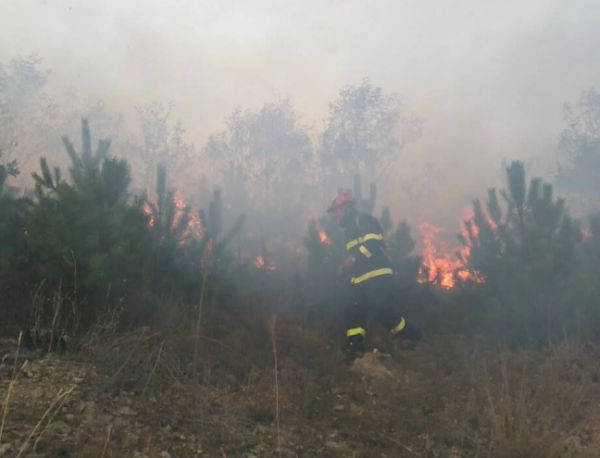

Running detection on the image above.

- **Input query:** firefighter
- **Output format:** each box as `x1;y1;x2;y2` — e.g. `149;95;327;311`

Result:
327;191;415;360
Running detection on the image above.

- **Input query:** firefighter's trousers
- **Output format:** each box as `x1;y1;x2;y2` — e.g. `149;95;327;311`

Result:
345;274;406;340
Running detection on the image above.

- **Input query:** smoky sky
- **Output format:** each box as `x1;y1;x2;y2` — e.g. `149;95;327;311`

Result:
2;0;600;227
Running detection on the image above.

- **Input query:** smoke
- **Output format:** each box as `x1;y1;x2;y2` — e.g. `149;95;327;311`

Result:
2;0;600;231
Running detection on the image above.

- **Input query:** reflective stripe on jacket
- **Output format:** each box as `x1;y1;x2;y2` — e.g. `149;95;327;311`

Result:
345;213;393;285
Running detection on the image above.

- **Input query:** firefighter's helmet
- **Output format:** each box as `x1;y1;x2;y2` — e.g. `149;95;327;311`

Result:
327;191;355;213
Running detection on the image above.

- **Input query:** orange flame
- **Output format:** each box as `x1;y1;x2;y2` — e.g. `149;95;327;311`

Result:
173;198;186;209
142;202;155;228
255;255;277;271
485;213;499;233
318;229;331;247
141;197;204;243
417;219;484;289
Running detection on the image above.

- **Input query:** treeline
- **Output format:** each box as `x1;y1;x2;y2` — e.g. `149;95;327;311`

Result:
1;57;421;287
0;120;246;335
458;161;600;344
3;119;600;348
3;118;600;348
3;55;600;347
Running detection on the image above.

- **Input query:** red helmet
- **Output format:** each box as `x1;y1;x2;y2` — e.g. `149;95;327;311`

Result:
327;191;355;213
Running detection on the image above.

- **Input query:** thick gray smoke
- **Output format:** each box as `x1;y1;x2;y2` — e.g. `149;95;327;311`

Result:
2;0;600;231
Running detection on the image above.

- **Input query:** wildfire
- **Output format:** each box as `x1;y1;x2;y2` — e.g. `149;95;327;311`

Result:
318;229;331;247
141;197;204;243
255;255;265;269
255;255;277;271
173;198;186;209
417;218;484;289
142;202;156;228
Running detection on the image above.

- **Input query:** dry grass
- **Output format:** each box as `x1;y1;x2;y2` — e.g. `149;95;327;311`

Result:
0;332;78;457
193;239;213;382
0;331;22;443
271;314;281;453
443;340;593;457
8;303;593;457
17;385;75;457
100;424;113;458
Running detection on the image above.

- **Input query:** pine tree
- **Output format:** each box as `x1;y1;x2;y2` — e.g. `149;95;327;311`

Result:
461;161;582;343
0;151;19;190
26;119;147;330
142;165;245;308
388;221;421;285
0;154;30;324
196;188;245;305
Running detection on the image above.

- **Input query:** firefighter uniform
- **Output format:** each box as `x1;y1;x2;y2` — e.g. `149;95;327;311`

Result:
343;213;406;353
327;191;412;358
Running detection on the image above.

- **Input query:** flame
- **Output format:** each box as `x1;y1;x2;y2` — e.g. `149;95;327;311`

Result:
484;213;499;233
141;197;204;242
183;211;204;241
318;229;331;247
417;221;457;288
142;202;155;228
173;198;186;209
255;255;277;271
417;219;484;289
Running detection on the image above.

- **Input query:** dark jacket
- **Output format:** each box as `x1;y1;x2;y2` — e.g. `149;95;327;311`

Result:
344;213;393;285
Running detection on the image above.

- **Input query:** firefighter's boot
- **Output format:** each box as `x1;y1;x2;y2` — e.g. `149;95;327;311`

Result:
390;317;422;341
343;334;366;362
388;318;422;356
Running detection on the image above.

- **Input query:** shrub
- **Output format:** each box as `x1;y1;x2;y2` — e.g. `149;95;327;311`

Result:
460;161;585;344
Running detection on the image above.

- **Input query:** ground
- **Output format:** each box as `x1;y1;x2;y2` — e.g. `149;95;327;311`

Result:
2;316;600;457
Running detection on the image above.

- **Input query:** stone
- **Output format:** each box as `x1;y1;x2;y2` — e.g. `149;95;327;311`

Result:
0;443;12;457
350;351;393;379
325;440;345;450
121;431;140;447
118;406;138;416
97;414;114;424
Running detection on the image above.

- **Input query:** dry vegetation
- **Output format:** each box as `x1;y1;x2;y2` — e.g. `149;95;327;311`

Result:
2;308;600;458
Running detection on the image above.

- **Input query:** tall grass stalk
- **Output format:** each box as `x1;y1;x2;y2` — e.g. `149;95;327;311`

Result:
193;240;213;381
16;386;75;457
271;315;281;453
100;424;113;458
0;331;23;443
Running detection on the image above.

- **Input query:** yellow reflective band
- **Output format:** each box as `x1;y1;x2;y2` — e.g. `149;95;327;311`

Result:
390;317;406;335
350;267;393;285
347;327;366;337
358;245;372;258
346;233;384;250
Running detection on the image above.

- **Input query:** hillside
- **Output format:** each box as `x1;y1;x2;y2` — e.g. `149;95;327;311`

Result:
2;313;600;458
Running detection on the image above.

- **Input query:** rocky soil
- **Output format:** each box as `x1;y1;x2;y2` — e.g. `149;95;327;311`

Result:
3;325;600;457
